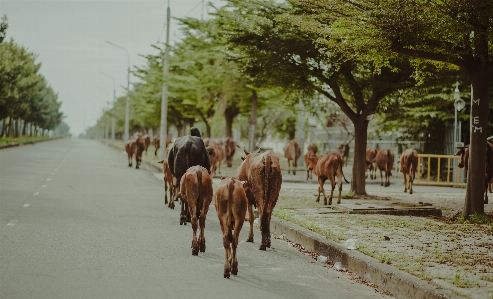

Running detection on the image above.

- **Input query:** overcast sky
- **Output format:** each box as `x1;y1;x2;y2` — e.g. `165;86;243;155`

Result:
1;0;224;136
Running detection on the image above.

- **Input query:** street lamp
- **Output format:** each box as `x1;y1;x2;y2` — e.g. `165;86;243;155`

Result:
453;82;465;184
106;40;130;143
99;72;116;140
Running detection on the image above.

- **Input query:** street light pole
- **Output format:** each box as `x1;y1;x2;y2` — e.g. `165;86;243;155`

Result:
453;82;465;183
106;40;130;142
99;72;116;140
159;1;170;160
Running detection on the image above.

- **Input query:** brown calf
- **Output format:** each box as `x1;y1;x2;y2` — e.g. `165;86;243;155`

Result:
400;149;418;194
308;143;318;155
365;148;378;179
143;134;151;155
124;139;136;167
153;134;171;158
306;153;349;205
134;134;145;169
180;165;213;255
238;149;282;250
455;142;493;204
375;149;394;187
303;149;316;180
284;140;301;175
158;143;178;209
214;177;248;278
224;137;237;168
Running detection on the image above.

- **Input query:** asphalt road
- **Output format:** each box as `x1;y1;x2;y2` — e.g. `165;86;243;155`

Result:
0;138;393;299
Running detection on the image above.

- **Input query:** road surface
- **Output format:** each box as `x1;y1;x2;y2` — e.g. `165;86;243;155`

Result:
1;138;393;299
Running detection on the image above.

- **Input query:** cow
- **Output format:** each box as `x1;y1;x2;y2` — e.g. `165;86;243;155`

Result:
143;134;151;155
306;153;349;205
308;143;318;155
337;143;350;166
206;142;219;177
303;149;316;180
214;177;248;278
455;142;493;204
158;144;177;209
153;134;171;158
124;139;136;167
400;149;418;194
167;127;211;225
134;134;145;169
375;149;394;187
365;148;378;179
238;149;282;250
215;140;226;174
284;140;302;175
224;137;237;168
180;165;213;255
207;139;225;175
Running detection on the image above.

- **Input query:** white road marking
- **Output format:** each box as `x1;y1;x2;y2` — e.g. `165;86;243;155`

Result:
33;192;39;196
42;185;47;188
23;204;30;208
47;178;51;181
51;173;55;175
7;220;18;226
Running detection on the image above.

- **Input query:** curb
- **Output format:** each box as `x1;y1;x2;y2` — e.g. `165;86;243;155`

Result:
0;137;66;150
270;218;457;299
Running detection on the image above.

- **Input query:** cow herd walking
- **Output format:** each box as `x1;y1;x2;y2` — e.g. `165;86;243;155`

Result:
123;129;489;278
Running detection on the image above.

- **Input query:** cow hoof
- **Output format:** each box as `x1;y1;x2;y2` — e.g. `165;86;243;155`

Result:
231;269;238;275
259;245;267;251
246;236;254;242
224;270;231;278
192;249;199;256
199;241;206;252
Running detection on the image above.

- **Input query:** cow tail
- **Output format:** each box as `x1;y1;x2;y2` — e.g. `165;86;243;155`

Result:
264;154;272;206
337;155;349;183
196;169;202;217
227;178;235;235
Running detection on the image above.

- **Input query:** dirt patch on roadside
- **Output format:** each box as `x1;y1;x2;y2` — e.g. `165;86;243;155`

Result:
275;188;493;299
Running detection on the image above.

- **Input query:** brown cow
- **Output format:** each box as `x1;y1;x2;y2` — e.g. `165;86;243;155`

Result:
303;149;316;180
158;144;177;209
400;149;418;194
375;149;394;187
134;134;145;169
143;134;151;155
124;139;136;167
365;148;378;179
306;153;349;205
284;140;302;175
213;140;226;174
238;149;282;250
214;177;248;278
337;143;350;166
455;142;493;204
308;143;318;155
206;143;219;177
153;134;171;158
224;137;237;168
180;165;213;255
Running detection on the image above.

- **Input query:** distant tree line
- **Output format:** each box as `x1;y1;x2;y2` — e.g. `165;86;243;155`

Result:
0;15;67;138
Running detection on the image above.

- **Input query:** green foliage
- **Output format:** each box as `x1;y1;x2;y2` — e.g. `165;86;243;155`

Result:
0;35;63;137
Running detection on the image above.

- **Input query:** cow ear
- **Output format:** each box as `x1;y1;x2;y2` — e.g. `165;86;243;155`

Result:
243;149;250;155
241;156;246;161
221;177;227;180
454;149;462;156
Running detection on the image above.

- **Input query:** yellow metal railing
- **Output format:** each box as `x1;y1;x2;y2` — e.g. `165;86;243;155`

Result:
413;154;466;187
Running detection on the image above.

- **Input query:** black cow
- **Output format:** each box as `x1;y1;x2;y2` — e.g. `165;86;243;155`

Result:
167;127;212;224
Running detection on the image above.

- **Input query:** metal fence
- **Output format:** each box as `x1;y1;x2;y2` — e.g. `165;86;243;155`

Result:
414;154;466;187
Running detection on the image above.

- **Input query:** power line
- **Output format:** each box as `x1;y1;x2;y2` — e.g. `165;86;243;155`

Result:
182;0;203;18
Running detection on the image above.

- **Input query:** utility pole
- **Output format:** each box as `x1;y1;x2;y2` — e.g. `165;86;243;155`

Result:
159;1;170;160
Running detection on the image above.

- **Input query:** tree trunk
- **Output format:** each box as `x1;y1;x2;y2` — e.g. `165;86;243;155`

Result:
21;120;26;136
463;71;491;217
224;106;239;138
350;116;369;195
1;118;7;137
248;90;258;152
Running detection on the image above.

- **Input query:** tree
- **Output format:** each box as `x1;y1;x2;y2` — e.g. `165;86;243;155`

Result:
312;0;493;215
215;0;450;194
